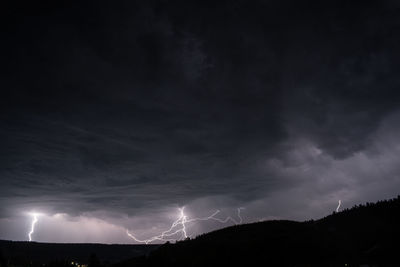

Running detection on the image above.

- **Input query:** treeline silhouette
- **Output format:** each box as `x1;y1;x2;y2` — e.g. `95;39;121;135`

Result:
115;196;400;267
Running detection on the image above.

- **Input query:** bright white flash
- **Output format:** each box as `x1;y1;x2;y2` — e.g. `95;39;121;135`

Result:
126;207;244;244
28;213;39;242
336;200;341;212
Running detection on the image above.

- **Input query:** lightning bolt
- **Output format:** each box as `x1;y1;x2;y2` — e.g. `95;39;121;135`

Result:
28;213;39;242
336;200;341;212
126;207;244;244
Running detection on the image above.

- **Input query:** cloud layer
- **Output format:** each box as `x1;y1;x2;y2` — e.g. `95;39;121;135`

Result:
1;0;400;243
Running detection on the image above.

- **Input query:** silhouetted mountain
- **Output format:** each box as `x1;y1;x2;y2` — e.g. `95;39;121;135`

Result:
119;196;400;267
0;241;158;267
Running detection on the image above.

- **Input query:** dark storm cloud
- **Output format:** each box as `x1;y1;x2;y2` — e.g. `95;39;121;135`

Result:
1;0;400;242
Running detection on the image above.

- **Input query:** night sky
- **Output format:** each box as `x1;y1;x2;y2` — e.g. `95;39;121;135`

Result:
1;0;400;243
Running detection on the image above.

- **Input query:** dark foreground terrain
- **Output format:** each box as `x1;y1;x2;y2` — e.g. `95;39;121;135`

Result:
0;241;157;267
1;196;399;267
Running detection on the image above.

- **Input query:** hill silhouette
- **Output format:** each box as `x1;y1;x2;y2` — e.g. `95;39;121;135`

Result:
117;196;400;267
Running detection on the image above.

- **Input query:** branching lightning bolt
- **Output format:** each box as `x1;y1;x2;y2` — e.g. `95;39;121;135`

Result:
126;207;244;244
28;213;39;242
336;200;341;212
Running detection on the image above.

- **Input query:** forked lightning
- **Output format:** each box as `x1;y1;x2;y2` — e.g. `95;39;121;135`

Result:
28;213;39;241
336;200;341;212
126;207;244;244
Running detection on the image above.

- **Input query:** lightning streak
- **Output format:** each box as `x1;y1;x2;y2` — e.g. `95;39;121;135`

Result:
28;213;38;241
336;200;341;212
126;207;244;244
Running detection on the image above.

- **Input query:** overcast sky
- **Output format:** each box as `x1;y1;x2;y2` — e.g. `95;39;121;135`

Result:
1;0;400;243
